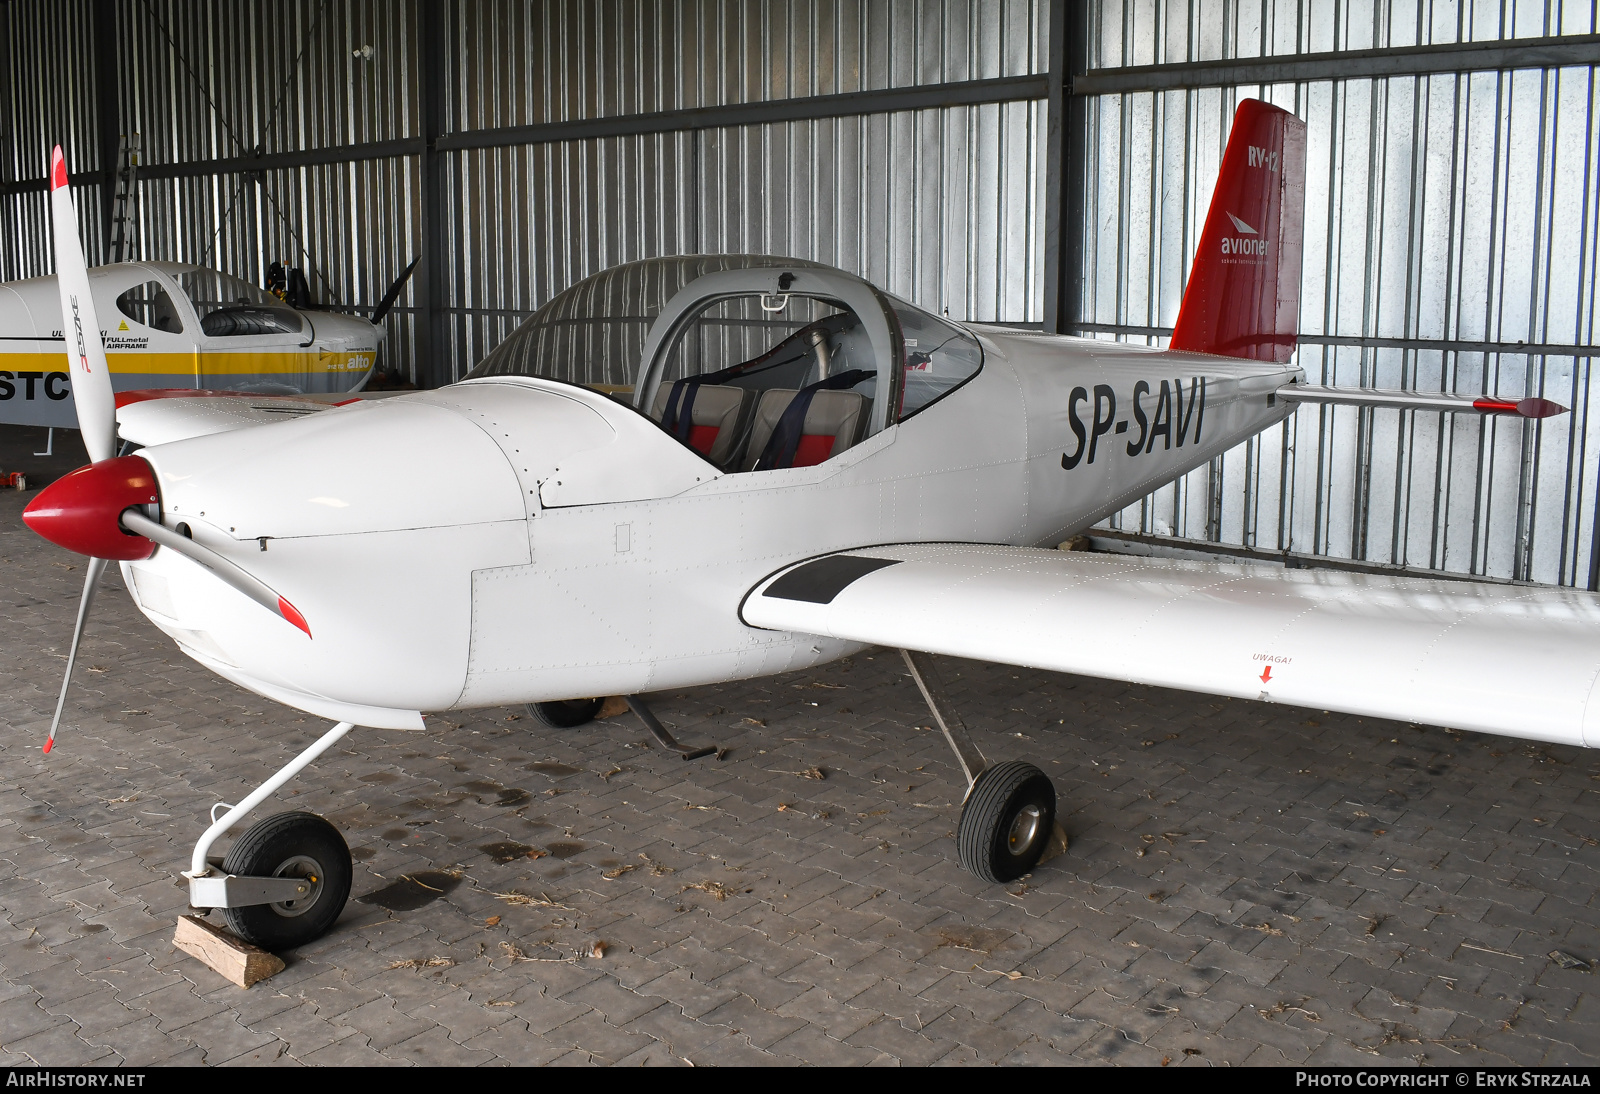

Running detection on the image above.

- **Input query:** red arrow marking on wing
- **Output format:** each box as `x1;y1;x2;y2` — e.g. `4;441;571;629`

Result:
1260;665;1273;683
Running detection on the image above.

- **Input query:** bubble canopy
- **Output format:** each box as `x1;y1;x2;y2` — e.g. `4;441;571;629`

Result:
467;255;984;470
470;255;830;390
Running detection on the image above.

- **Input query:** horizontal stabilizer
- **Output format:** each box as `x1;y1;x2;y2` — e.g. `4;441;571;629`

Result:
1279;384;1567;418
743;543;1600;749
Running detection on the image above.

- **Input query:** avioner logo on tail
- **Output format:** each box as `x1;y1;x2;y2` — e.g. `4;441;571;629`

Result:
1222;212;1269;257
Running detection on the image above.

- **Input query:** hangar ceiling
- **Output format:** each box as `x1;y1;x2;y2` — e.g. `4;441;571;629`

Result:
1;0;1598;589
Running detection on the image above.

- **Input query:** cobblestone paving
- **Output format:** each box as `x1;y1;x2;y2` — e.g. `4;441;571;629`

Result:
1;425;1597;1066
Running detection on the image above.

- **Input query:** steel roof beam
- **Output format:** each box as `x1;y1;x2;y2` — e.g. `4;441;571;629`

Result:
0;74;1049;197
1075;33;1600;96
433;74;1049;152
1076;322;1600;359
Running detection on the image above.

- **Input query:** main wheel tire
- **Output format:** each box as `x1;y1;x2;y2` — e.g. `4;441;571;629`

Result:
528;698;604;728
220;811;352;950
957;760;1057;883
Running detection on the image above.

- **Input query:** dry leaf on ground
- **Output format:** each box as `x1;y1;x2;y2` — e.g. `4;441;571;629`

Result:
388;956;455;969
492;891;572;909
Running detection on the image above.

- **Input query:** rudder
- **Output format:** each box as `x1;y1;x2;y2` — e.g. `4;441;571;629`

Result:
1169;99;1307;363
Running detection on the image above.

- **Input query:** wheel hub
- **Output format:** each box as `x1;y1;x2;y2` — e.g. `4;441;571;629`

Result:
1006;804;1044;857
268;854;325;917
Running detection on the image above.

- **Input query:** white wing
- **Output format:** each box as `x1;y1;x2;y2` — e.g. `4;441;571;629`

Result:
741;543;1600;748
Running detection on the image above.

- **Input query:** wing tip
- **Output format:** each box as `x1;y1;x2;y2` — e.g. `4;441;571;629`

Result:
1519;397;1569;419
1472;397;1570;419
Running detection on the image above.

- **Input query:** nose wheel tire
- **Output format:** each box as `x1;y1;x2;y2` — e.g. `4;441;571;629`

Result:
220;811;352;949
957;761;1057;883
528;698;604;728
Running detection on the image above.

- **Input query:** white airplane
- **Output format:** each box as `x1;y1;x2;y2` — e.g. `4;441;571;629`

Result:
20;101;1589;952
0;249;416;429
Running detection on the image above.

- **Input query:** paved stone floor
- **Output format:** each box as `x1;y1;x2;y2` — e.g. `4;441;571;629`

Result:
0;424;1597;1066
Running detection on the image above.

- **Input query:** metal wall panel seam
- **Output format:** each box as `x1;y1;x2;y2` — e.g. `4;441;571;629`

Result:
1079;32;1600;93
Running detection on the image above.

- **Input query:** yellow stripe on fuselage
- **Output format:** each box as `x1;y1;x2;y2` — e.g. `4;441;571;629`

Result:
0;350;375;376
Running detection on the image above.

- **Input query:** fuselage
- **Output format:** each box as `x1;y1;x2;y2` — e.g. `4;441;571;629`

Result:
0;261;377;428
118;327;1299;728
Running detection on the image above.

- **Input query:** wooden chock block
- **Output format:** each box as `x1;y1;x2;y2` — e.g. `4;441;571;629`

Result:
174;914;285;988
1036;823;1070;866
597;696;631;720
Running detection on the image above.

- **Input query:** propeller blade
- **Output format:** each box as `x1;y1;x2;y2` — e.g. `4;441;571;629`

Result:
369;256;419;325
49;145;116;464
118;509;311;637
43;556;109;754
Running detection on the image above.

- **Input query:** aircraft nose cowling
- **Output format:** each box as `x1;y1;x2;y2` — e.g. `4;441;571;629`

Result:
139;398;528;538
22;455;160;560
119;396;536;717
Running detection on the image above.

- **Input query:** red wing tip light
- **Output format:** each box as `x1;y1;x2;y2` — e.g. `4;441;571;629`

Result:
1472;397;1569;418
278;597;311;638
51;146;67;190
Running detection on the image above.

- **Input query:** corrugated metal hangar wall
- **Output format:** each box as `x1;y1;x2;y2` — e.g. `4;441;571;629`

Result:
1;1;1597;589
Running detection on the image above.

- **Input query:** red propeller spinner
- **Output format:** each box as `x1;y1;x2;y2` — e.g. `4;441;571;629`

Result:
22;456;159;561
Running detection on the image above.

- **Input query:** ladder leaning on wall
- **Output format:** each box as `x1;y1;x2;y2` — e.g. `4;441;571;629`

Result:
109;133;140;264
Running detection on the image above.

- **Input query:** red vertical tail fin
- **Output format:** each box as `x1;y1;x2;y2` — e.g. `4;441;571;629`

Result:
1169;99;1307;363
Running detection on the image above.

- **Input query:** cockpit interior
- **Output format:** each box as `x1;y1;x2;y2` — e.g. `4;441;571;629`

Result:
468;255;984;474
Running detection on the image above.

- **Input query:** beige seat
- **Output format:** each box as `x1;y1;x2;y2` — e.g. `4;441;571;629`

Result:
650;382;754;466
743;389;869;471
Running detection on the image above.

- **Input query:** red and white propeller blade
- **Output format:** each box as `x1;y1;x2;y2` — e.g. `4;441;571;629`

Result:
49;145;116;463
34;149;314;753
36;143;118;754
43;558;109;754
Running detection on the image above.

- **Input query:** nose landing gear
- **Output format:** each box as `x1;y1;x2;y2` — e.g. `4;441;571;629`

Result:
900;650;1060;883
220;812;352;949
183;721;356;950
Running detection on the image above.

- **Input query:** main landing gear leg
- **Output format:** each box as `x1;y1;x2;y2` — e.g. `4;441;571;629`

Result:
182;721;355;949
626;696;717;760
900;650;1059;883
